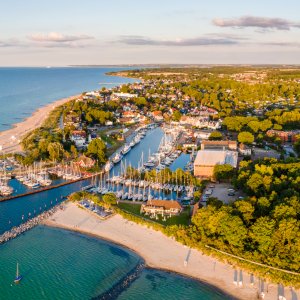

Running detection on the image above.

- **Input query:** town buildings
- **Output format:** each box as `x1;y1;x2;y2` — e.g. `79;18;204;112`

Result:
266;130;300;143
75;155;95;169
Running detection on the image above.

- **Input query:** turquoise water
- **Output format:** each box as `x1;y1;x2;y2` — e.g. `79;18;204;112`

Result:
119;269;229;300
0;226;141;300
0;226;231;299
0;67;136;131
0;178;91;234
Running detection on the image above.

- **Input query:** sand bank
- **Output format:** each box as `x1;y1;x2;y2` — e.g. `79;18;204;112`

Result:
43;202;298;300
0;94;80;154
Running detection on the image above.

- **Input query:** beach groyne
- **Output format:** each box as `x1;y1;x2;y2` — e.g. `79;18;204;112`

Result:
92;262;145;300
0;203;64;244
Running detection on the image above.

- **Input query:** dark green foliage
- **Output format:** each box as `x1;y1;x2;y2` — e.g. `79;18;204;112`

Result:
238;131;255;144
86;138;107;164
213;164;235;181
208;131;223;140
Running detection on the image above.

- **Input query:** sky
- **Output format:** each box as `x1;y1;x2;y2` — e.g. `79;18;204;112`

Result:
1;0;300;66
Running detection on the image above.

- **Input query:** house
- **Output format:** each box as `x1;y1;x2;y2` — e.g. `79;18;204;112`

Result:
140;200;182;216
266;130;300;143
105;120;113;126
111;92;138;100
239;143;252;156
194;150;238;178
201;140;238;151
76;155;95;169
122;111;140;118
70;130;87;148
179;116;221;129
152;111;164;121
118;117;136;125
194;131;211;140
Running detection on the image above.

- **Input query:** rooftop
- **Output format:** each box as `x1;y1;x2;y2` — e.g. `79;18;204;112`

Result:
145;200;182;210
194;150;238;168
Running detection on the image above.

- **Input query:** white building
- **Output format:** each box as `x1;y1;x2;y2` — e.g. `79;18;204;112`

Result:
194;150;238;178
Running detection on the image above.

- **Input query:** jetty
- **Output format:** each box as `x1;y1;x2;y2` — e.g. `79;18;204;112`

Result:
0;203;65;244
0;172;102;203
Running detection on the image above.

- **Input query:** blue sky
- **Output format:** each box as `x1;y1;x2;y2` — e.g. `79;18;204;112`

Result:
1;0;300;65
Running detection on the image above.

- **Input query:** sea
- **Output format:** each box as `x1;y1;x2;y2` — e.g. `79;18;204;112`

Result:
0;67;136;132
0;226;228;300
0;67;230;299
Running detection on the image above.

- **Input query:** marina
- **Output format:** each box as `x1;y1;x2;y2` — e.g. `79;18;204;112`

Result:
0;124;191;235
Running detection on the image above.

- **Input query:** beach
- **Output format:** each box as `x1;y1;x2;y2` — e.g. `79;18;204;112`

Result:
0;94;80;154
43;202;297;300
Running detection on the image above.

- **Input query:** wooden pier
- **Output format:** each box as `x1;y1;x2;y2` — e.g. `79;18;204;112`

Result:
0;172;102;203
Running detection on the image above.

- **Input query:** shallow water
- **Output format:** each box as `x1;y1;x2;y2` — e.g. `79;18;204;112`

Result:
0;226;230;300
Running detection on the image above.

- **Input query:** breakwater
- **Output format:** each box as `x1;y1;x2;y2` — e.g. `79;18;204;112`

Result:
0;203;64;244
92;261;145;300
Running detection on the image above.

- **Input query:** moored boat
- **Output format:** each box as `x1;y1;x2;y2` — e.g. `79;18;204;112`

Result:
121;144;131;155
112;153;123;164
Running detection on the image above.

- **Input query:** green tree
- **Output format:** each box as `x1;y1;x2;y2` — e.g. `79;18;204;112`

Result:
47;142;64;161
213;164;235;181
87;138;106;164
238;131;254;144
294;135;300;156
193;190;202;202
172;110;182;122
70;145;78;158
248;120;260;133
207;197;223;209
102;193;117;208
234;200;254;225
209;131;223;140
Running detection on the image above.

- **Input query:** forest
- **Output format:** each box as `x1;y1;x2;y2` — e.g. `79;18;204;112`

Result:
165;158;300;285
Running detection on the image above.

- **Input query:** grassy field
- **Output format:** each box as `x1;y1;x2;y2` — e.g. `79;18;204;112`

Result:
117;202;191;226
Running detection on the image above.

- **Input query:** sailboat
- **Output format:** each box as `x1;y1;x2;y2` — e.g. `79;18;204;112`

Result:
14;263;22;283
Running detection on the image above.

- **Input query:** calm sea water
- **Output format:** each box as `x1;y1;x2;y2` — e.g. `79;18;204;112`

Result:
0;67;136;131
0;226;230;300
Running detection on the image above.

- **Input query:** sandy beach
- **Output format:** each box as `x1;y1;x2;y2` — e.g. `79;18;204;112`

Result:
43;202;299;300
0;94;80;154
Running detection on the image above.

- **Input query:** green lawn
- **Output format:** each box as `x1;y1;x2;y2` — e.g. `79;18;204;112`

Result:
117;202;191;226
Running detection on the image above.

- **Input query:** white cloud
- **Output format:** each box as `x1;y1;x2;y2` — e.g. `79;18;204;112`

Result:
28;32;94;43
213;16;300;31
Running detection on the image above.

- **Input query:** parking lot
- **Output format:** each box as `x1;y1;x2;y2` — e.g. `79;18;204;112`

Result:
202;183;244;205
252;147;280;160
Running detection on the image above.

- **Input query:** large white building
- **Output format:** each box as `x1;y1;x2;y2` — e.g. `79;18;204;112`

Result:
194;150;238;178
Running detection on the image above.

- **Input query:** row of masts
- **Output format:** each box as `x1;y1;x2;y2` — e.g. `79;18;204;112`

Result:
90;161;195;202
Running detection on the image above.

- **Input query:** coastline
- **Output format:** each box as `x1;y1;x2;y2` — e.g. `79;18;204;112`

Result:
42;202;288;300
0;94;81;154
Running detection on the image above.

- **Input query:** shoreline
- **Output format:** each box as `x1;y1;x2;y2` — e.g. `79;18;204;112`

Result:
42;202;289;300
43;222;234;299
0;94;81;153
